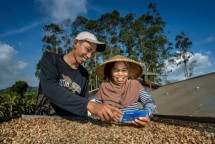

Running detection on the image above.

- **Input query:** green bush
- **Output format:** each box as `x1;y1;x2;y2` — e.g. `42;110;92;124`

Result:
0;91;37;118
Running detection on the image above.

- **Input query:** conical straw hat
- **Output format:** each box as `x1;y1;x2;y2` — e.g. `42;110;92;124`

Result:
96;55;144;80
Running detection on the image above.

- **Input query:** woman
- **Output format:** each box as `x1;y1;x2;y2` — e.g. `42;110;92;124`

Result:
94;55;156;126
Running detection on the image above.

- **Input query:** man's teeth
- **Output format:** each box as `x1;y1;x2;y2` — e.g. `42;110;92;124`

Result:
83;57;87;61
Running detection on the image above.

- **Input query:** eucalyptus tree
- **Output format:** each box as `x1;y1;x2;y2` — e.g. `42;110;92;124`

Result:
42;24;64;54
35;21;73;79
174;32;194;78
35;2;178;86
98;10;123;60
120;13;137;59
120;3;173;84
141;3;172;75
60;19;73;54
71;16;89;37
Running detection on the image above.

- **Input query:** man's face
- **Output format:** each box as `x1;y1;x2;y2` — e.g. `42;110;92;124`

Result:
74;40;97;64
111;62;129;86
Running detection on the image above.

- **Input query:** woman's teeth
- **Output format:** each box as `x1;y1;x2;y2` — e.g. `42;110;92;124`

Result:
118;78;123;81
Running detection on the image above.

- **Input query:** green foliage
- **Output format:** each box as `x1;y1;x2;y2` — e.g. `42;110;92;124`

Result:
36;2;193;87
174;32;194;78
0;91;37;118
10;81;28;98
0;81;37;118
35;59;41;79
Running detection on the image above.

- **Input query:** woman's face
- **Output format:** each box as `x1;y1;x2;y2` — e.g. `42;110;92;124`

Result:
111;61;129;85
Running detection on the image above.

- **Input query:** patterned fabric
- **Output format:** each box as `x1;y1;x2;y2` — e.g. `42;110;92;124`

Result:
95;89;156;117
95;79;142;108
35;94;56;115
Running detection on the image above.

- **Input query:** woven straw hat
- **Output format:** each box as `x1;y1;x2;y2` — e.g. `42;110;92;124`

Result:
96;55;143;80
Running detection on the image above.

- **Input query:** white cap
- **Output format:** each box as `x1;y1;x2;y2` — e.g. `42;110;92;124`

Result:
75;31;106;52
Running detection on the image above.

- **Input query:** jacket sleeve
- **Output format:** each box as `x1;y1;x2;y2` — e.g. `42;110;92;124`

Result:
138;89;156;118
40;52;89;116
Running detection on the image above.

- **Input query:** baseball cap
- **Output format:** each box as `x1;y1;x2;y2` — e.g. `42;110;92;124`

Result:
75;31;106;52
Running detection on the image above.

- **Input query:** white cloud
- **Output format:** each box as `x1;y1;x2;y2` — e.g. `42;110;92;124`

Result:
191;53;212;68
164;52;213;83
204;36;215;43
0;21;44;38
36;0;88;22
0;43;17;61
0;42;29;89
205;50;212;55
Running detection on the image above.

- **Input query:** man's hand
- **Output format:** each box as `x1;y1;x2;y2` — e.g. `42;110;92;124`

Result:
87;101;123;122
106;105;123;122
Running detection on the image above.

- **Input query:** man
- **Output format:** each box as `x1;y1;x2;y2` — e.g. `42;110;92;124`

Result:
35;31;122;121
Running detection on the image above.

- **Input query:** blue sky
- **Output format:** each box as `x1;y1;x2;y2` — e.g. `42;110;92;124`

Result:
0;0;215;89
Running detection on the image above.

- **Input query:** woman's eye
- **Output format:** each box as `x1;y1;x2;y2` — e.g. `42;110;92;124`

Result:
113;69;128;73
113;69;119;72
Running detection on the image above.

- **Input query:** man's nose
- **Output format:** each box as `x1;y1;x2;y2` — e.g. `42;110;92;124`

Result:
86;52;93;59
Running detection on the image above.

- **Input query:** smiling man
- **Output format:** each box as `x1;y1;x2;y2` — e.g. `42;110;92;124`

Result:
35;31;123;121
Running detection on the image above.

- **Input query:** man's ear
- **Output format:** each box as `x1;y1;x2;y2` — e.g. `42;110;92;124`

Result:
74;39;78;44
73;39;79;48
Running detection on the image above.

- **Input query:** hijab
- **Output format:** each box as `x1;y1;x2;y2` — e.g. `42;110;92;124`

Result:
95;79;143;108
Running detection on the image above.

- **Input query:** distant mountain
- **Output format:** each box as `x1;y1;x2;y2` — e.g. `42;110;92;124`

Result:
0;86;38;93
0;87;11;94
27;86;38;92
0;89;5;93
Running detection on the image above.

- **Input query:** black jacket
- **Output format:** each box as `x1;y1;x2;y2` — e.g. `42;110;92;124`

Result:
35;52;89;117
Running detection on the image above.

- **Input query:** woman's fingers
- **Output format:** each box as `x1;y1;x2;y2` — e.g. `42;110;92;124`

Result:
131;115;150;126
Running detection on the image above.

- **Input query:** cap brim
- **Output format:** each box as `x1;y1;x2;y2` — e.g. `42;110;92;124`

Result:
96;44;106;52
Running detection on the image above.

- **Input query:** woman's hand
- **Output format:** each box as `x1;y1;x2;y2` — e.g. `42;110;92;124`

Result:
131;115;150;126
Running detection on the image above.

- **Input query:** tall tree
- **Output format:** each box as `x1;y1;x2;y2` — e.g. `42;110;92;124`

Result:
175;32;194;78
98;10;123;60
60;19;73;54
35;22;72;79
120;3;173;84
35;2;180;86
42;24;64;54
120;13;137;59
142;3;172;75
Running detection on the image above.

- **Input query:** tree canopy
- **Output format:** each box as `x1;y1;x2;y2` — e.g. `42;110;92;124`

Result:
10;81;28;98
35;2;193;88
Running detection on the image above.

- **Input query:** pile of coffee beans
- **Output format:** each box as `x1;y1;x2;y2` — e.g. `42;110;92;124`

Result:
0;118;214;143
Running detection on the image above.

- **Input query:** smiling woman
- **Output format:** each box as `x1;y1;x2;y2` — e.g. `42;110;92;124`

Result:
110;61;129;86
94;55;157;126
